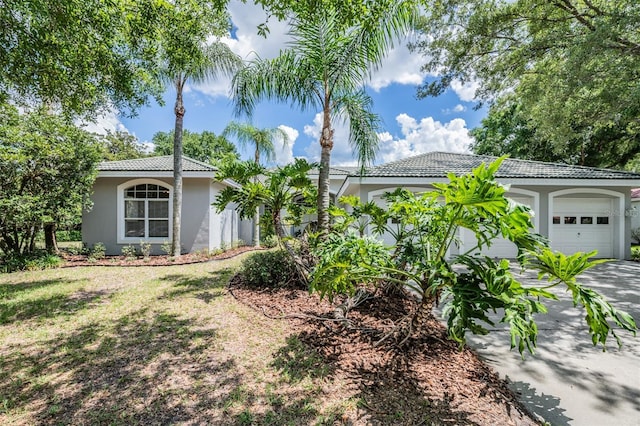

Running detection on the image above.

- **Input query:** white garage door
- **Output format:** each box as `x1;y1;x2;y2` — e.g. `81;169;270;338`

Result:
552;198;613;258
459;197;533;259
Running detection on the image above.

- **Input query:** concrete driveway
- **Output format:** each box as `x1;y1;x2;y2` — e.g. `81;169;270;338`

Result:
464;261;640;426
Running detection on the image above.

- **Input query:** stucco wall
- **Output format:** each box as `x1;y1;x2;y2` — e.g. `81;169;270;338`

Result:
342;181;633;259
83;176;238;255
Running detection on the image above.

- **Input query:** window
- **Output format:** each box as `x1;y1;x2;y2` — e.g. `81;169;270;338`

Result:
564;216;577;224
552;216;560;224
118;180;172;243
596;216;609;225
580;216;593;225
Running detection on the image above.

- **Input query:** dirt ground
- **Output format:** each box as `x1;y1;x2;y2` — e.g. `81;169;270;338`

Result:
43;248;541;424
229;276;541;426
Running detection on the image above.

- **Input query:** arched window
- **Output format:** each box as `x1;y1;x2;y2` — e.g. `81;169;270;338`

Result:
117;179;172;243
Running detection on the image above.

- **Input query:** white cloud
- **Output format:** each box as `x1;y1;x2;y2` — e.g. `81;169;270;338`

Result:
442;104;467;114
194;1;429;98
194;0;292;99
450;80;480;102
274;125;298;165
303;113;360;167
377;113;472;163
301;110;472;167
76;109;128;135
367;43;425;91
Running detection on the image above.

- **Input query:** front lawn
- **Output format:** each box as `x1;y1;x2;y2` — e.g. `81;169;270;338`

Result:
0;254;538;425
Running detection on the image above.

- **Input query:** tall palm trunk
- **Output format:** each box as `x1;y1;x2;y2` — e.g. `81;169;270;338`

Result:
253;148;260;246
172;78;185;257
317;104;333;233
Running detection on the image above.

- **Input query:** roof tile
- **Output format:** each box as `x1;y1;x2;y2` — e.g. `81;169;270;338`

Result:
98;156;216;172
361;152;640;180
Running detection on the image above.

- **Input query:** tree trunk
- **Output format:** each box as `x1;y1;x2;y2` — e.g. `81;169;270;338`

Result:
172;79;185;257
412;293;437;332
253;206;260;247
274;211;309;286
44;223;58;253
316;103;333;234
253;146;261;247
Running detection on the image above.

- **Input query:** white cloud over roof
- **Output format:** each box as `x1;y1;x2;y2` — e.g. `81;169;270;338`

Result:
274;125;298;166
377;114;472;163
77;108;128;135
301;112;472;167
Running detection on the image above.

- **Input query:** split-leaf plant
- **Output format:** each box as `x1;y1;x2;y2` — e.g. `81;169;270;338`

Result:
310;157;636;355
213;158;317;281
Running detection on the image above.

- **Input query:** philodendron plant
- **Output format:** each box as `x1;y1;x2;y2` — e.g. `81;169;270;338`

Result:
310;157;636;356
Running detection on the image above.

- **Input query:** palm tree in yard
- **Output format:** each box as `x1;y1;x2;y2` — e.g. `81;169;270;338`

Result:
159;2;243;256
231;2;417;233
223;121;290;246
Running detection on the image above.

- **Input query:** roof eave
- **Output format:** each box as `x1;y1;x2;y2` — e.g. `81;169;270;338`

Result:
97;170;216;178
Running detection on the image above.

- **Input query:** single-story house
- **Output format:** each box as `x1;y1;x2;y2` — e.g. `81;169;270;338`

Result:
307;165;359;203
631;188;640;241
83;152;640;259
337;152;640;260
82;155;252;255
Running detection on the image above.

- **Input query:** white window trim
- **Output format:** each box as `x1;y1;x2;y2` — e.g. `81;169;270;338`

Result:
117;179;173;244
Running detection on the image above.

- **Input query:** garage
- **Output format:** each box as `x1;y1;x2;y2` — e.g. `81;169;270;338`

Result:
459;197;534;258
551;198;613;258
342;152;640;260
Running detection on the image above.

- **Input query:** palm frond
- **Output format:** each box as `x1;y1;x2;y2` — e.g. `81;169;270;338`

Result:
223;121;290;164
231;51;322;117
334;90;383;171
188;40;243;84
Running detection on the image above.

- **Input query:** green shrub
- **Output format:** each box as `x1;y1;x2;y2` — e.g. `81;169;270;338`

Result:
237;250;302;289
632;246;640;261
139;240;152;259
88;242;106;261
161;240;172;256
56;230;82;242
1;251;62;273
262;234;279;248
121;244;137;260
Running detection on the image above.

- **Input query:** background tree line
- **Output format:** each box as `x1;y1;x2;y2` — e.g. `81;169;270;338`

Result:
412;0;640;169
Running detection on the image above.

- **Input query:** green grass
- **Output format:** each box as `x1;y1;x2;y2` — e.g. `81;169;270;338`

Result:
0;256;352;425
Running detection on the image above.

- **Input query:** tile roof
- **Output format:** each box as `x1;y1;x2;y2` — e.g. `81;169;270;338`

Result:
98;155;216;172
308;166;360;176
361;152;640;180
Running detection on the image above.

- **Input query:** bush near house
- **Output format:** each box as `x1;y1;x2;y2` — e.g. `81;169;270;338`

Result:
309;157;637;355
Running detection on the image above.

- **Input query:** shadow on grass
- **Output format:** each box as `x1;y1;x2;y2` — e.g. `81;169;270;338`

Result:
159;268;235;301
271;335;333;383
0;288;106;325
0;278;82;298
0;308;245;425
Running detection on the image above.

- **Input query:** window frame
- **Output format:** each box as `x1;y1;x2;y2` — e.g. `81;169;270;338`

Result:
117;179;173;244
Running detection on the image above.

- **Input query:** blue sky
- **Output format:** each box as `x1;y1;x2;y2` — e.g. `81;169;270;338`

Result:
85;0;486;167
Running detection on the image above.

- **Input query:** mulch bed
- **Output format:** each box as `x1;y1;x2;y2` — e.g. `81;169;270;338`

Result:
229;278;541;425
59;246;263;267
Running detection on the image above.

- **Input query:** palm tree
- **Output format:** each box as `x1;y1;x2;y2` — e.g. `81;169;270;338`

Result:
231;2;417;233
214;158;317;255
159;5;243;256
222;121;290;246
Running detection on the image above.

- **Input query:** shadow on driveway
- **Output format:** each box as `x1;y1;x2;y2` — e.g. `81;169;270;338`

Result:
464;261;640;425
